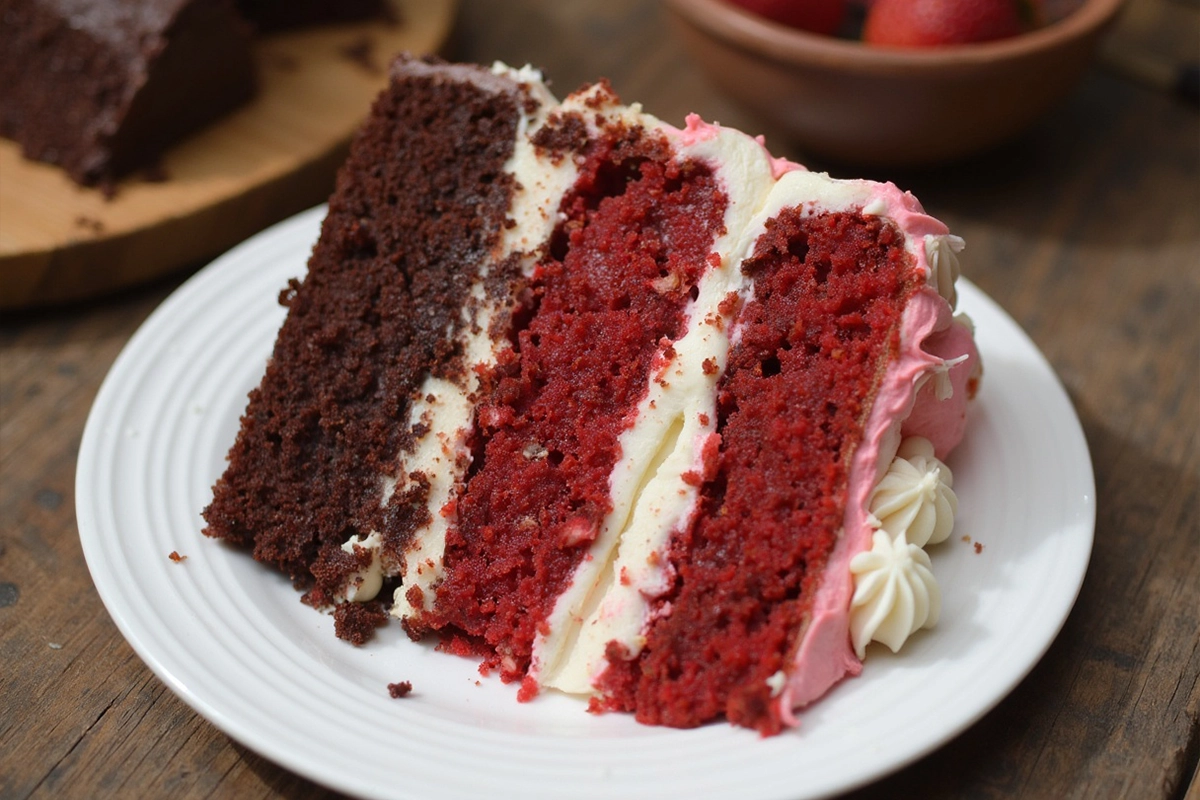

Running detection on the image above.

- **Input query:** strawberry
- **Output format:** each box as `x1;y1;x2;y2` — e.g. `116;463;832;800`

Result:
863;0;1043;47
726;0;848;37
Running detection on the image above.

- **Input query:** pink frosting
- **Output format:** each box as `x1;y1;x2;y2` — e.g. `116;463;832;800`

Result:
670;114;806;179
777;254;980;723
754;135;807;179
863;181;949;241
903;319;981;459
674;113;720;145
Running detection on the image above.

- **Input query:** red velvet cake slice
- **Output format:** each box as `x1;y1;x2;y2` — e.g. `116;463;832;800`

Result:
204;57;981;734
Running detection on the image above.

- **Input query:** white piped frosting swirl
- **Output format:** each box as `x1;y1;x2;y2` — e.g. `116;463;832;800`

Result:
868;436;958;548
849;530;941;659
850;436;957;657
925;234;963;310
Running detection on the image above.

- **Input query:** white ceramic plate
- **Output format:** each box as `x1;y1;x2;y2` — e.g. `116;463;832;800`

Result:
77;205;1095;800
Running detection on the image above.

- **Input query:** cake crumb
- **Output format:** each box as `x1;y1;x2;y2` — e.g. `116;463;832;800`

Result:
517;675;538;702
74;215;105;234
974;542;984;554
961;535;971;543
387;681;413;698
168;551;187;563
333;601;389;645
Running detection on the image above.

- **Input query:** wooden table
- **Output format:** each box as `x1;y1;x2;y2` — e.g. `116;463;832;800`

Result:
2;1;1196;797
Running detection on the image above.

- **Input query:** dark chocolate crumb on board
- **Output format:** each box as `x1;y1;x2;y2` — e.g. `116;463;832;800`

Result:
168;551;187;563
388;681;413;698
74;216;105;234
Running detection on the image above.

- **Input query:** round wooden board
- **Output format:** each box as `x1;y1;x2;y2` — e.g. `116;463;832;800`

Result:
0;0;458;310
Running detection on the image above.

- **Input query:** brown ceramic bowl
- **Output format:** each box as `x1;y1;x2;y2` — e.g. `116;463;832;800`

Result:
665;0;1124;167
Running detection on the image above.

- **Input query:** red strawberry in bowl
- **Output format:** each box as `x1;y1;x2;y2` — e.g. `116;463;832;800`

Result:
725;0;848;36
863;0;1043;46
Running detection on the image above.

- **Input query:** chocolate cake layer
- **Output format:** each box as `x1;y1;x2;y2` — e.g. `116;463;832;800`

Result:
0;0;256;185
203;59;524;629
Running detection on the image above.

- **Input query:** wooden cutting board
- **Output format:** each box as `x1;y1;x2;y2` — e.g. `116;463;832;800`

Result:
0;0;457;310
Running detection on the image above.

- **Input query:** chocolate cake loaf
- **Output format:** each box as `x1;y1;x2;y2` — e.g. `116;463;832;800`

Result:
204;57;981;734
0;0;257;186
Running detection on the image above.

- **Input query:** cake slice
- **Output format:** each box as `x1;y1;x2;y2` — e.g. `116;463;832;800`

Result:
204;57;980;734
0;0;256;185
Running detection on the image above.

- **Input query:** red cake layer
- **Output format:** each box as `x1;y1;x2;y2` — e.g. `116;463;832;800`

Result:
594;210;919;734
413;124;730;684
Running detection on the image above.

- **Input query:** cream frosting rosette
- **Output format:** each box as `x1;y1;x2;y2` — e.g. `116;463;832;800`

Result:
849;436;958;657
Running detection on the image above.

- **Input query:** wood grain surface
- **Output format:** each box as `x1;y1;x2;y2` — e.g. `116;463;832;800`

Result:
2;0;1197;798
0;0;457;311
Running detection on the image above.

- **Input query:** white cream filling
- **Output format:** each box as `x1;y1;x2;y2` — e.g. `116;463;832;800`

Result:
534;126;777;692
489;63;577;271
766;669;787;697
386;378;477;616
376;65;579;616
